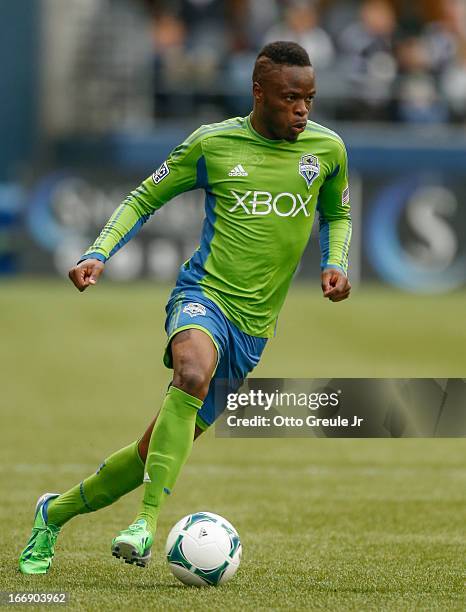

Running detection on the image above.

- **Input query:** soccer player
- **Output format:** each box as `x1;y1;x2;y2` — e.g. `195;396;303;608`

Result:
19;41;351;574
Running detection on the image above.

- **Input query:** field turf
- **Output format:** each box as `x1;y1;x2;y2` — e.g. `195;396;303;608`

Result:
0;280;465;611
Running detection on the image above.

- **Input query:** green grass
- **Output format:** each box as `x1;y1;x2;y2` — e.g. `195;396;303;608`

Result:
0;280;465;610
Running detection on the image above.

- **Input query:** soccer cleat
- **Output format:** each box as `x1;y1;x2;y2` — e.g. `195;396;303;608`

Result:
18;493;61;575
111;519;153;567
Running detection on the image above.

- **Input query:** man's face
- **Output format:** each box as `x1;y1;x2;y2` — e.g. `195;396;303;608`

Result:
254;65;316;142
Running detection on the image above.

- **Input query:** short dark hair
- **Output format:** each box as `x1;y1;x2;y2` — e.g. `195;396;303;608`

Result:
253;41;312;83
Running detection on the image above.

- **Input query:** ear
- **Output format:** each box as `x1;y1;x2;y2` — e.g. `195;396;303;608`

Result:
252;81;263;103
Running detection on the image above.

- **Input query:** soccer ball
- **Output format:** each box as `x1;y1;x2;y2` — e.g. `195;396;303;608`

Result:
165;511;242;586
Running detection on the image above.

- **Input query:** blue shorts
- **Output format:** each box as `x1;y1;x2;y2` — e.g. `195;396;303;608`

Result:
163;292;267;429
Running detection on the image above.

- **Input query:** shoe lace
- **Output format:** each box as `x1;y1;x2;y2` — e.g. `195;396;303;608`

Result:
31;525;59;560
125;522;146;535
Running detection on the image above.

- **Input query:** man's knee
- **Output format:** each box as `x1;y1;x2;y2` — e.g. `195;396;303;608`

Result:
170;328;217;400
172;367;211;399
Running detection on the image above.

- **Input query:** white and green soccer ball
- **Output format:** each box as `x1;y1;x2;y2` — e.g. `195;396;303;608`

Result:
165;512;242;586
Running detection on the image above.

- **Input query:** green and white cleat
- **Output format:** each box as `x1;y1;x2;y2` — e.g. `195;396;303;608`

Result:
18;493;61;575
111;519;153;567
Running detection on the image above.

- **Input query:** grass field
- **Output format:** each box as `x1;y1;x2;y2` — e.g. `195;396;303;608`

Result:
1;280;465;611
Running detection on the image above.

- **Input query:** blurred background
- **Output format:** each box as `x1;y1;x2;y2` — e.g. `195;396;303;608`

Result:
1;0;465;293
1;4;464;605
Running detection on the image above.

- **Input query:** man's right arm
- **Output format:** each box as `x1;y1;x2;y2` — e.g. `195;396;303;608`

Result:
68;128;207;291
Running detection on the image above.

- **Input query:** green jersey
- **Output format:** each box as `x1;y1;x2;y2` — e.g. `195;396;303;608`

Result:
81;115;351;338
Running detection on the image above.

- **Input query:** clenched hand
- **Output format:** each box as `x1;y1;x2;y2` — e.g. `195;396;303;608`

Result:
68;259;105;292
321;268;351;302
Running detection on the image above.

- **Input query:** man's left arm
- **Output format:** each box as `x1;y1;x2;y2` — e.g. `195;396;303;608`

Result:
317;142;352;302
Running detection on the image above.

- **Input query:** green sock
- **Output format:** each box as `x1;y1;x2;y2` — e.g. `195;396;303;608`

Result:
136;386;202;534
47;441;144;527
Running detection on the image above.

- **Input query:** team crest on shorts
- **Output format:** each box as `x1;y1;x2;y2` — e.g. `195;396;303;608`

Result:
183;302;206;318
299;154;320;187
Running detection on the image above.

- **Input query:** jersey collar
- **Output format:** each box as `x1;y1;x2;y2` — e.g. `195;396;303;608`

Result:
246;113;290;145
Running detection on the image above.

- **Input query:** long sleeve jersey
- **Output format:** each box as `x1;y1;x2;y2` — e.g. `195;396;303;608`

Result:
81;114;352;338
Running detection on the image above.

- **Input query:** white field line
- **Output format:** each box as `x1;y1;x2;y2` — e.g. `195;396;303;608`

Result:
1;463;464;479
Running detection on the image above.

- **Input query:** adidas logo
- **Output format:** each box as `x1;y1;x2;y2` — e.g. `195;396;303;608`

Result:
228;164;248;177
143;471;151;483
198;527;208;538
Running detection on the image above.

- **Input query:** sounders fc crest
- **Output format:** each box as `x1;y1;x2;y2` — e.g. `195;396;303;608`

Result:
182;302;206;318
299;154;320;187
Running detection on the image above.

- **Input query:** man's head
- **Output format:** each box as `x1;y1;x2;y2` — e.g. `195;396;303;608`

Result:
252;41;316;142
